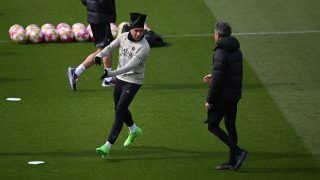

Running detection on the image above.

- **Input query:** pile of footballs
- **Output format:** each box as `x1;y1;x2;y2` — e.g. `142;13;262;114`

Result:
8;22;119;44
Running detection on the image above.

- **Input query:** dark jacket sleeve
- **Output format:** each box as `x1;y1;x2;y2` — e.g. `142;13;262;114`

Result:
206;50;227;103
81;0;87;6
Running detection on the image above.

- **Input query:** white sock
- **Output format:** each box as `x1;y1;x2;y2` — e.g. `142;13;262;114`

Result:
128;123;137;133
75;64;85;77
104;68;112;81
104;141;112;149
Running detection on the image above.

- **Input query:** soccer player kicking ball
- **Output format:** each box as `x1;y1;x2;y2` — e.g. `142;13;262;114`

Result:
95;13;150;158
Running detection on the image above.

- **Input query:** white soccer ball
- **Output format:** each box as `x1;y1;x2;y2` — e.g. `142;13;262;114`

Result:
58;28;74;42
41;23;55;30
26;24;40;35
9;24;23;33
11;29;28;44
41;23;55;35
86;24;94;41
110;23;118;39
72;23;86;31
117;22;129;38
43;28;58;42
56;23;71;33
9;24;24;39
74;28;89;42
144;23;151;31
72;23;89;42
28;28;43;44
41;23;55;29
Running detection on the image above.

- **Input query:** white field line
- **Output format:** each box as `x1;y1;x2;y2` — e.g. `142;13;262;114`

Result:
1;30;320;43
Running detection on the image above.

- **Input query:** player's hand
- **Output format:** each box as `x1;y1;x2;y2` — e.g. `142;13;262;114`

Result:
205;102;211;111
100;69;109;79
94;56;102;66
203;74;212;84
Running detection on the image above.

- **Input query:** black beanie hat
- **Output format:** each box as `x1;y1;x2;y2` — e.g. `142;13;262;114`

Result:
130;13;147;29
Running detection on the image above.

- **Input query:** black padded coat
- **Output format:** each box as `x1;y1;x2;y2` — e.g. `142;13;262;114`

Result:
206;36;243;103
81;0;116;24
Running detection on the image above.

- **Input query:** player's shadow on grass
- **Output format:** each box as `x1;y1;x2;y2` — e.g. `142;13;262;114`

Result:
241;167;320;174
67;83;267;92
1;147;319;174
142;83;207;90
108;147;320;174
142;83;266;90
0;146;218;160
111;145;221;160
233;150;320;174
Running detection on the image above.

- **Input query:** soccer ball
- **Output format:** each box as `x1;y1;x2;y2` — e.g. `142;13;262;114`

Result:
56;23;70;33
9;24;23;33
86;24;94;41
9;24;24;39
41;23;55;29
26;24;40;35
43;28;58;42
72;23;89;42
41;23;55;30
72;23;86;31
73;29;89;42
56;23;74;42
26;24;43;44
28;28;43;44
110;23;118;39
42;24;58;42
58;28;74;42
41;24;55;42
41;23;55;31
144;23;151;31
117;22;129;38
11;29;28;44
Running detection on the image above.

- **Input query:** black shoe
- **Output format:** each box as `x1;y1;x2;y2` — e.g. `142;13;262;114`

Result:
214;162;233;170
233;149;248;171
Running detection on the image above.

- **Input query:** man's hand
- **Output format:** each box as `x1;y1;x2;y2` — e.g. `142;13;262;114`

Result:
100;69;109;79
203;74;212;84
94;56;102;66
205;102;211;111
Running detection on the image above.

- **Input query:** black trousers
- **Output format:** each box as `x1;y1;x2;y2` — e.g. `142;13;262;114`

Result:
107;78;141;144
207;100;240;165
91;23;113;48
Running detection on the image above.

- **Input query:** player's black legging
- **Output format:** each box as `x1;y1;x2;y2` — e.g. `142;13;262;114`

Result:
207;100;241;165
107;78;141;144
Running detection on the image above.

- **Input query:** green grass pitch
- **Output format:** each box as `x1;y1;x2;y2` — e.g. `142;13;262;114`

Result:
1;0;320;179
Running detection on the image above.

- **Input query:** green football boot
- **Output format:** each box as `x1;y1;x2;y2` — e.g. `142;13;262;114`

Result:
124;127;142;147
96;144;110;158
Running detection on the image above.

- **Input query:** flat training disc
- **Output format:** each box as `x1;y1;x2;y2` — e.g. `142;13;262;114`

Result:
6;98;21;101
28;161;45;165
